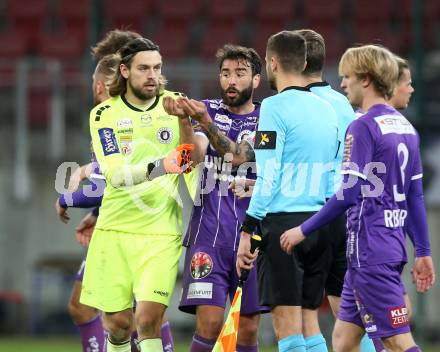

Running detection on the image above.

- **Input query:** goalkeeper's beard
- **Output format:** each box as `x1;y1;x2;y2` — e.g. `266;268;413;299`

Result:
129;80;160;100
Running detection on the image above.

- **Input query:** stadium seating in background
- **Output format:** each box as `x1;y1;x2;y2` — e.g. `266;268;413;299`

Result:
0;30;29;60
8;0;48;45
351;0;393;25
250;23;287;59
208;0;248;26
104;0;154;34
152;26;191;59
354;24;401;53
303;0;343;25
58;0;90;42
199;23;242;59
255;0;296;27
157;0;202;28
397;0;440;50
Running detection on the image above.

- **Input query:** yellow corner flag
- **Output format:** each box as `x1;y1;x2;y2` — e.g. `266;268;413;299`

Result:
212;286;243;352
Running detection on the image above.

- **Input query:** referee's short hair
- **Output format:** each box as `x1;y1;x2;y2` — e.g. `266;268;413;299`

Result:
266;30;306;73
339;45;398;100
294;29;325;76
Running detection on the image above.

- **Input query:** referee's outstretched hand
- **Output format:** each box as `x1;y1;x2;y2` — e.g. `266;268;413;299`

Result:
280;226;306;254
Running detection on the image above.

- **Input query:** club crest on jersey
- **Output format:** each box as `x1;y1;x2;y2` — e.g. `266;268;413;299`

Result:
98;128;119;156
237;130;256;144
190;252;213;279
388;306;409;328
140;114;152;127
254;131;276;149
157;127;173;144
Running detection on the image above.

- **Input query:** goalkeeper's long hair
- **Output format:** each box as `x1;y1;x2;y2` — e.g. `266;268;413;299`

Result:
108;37;167;98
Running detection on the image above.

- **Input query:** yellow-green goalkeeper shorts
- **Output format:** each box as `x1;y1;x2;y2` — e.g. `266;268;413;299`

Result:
80;228;182;312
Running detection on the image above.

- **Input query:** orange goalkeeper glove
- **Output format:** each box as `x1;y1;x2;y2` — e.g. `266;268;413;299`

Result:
147;143;194;180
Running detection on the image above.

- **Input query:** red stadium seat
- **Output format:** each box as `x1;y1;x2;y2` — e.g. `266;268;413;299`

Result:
352;0;393;24
255;0;296;26
208;0;248;26
0;30;30;59
157;0;201;25
250;23;287;58
304;0;343;25
313;25;347;63
59;0;90;34
104;0;154;33
152;26;190;59
199;24;242;60
354;25;402;54
37;30;86;61
8;0;48;44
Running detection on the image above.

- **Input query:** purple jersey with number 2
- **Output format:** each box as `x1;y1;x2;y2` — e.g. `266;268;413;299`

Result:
341;104;423;267
183;99;260;250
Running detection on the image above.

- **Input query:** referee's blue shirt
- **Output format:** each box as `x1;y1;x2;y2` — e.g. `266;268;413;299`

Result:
247;86;338;220
307;82;356;198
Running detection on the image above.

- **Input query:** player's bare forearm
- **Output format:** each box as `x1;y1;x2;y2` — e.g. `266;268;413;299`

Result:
178;117;205;164
204;121;255;166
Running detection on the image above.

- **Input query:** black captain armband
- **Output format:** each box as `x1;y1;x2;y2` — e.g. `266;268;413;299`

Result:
240;214;260;234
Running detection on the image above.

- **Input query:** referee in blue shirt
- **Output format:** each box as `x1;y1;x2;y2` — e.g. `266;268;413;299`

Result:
236;31;338;352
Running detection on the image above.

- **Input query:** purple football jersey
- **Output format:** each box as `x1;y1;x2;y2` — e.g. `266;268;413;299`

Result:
341;104;423;267
183;99;260;250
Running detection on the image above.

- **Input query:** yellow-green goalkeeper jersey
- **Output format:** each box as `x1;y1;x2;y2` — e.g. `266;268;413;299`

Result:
90;91;187;236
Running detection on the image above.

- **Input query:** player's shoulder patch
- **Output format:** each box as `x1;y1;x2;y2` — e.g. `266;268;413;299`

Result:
94;104;111;122
254;131;276;149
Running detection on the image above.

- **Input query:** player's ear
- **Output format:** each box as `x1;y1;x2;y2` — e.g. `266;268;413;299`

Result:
253;74;261;89
120;63;129;79
361;74;371;88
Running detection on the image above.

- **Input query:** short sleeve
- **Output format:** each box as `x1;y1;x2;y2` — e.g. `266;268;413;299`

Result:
341;119;375;180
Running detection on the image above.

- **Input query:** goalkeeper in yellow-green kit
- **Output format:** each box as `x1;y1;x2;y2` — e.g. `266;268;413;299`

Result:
80;37;194;352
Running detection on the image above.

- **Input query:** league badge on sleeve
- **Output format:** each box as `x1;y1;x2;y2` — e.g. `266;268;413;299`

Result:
98;128;120;156
254;131;276;149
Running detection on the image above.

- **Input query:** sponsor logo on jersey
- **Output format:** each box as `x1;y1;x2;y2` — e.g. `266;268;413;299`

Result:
117;118;133;128
98;128;119;156
187;282;213;299
140;114;152;127
190;252;213;279
389;306;409;328
342;133;354;165
157;127;173;144
157;114;173;121
214;113;232;125
154;290;169;297
375;115;416;135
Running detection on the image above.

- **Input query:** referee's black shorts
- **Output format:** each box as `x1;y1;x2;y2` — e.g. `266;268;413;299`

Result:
326;213;347;297
257;212;332;310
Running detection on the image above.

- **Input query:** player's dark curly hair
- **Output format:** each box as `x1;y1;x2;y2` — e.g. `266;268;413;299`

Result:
108;38;162;97
216;44;262;76
92;29;141;61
